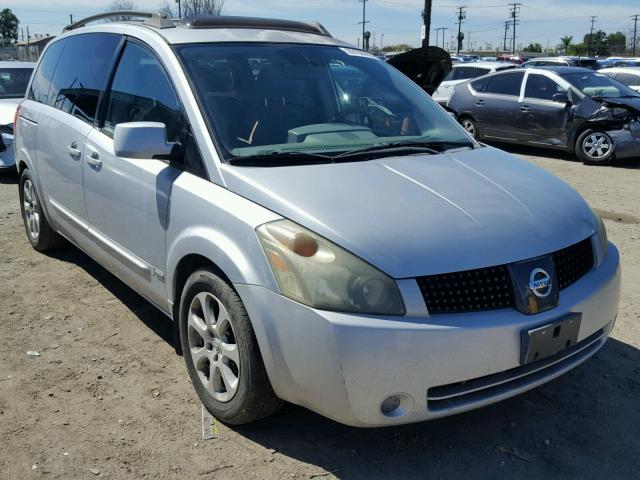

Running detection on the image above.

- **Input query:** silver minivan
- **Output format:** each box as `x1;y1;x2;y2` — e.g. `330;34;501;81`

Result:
15;12;620;427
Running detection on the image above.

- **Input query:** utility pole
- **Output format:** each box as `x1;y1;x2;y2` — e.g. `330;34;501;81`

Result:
381;33;384;51
176;0;182;19
588;16;596;56
503;20;510;51
632;14;639;56
69;14;73;25
509;3;521;54
26;26;30;47
359;0;370;51
456;6;466;54
421;0;432;47
436;27;447;50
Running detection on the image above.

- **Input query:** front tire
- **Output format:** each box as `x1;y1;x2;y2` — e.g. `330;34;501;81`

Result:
19;169;65;252
179;269;282;424
575;129;615;165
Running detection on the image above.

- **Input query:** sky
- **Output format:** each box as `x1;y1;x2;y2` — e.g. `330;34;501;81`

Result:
5;0;640;52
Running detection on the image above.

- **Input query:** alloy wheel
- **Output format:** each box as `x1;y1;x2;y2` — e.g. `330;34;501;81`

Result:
22;179;40;241
462;119;476;137
187;292;240;402
582;133;612;160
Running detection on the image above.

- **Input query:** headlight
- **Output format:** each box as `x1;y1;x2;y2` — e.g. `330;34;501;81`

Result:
594;211;608;258
257;219;405;315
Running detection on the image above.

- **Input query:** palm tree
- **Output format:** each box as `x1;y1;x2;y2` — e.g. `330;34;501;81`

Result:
560;36;573;54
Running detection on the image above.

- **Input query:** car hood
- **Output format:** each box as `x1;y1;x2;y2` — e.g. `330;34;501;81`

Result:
0;98;20;126
222;146;597;278
387;46;452;95
594;96;640;115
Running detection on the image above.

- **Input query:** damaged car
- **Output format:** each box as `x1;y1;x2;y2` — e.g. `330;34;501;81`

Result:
0;61;35;172
447;66;640;164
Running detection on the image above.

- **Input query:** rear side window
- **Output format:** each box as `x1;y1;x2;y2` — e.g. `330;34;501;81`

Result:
48;33;121;124
525;74;566;101
614;72;640;86
451;66;477;81
474;67;491;76
28;39;66;104
485;72;525;96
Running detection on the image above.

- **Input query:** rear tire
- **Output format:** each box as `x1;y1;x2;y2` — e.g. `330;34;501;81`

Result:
19;169;65;252
459;116;479;139
179;269;282;425
575;129;615;165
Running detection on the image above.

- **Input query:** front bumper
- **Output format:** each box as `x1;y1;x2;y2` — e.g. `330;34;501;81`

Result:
0;133;15;171
610;124;640;160
236;243;620;427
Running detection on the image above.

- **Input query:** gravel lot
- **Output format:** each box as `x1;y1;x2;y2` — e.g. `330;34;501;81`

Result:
1;147;639;480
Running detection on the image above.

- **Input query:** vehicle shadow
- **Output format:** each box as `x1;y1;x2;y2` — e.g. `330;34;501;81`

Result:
46;247;177;349
0;171;18;184
235;337;640;479
45;245;640;479
492;142;640;169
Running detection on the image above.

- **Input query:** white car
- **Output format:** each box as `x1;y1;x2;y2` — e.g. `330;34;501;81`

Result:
433;62;515;106
599;67;640;92
0;61;35;171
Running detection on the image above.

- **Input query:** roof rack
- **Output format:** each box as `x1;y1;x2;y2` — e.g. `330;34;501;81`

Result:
63;11;174;32
179;15;332;37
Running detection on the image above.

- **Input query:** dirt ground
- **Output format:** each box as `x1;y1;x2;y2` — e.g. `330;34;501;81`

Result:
1;147;639;480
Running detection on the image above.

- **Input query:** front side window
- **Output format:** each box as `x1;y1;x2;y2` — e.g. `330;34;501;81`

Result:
104;41;205;177
0;67;34;99
561;71;640;98
176;43;471;162
525;74;566;101
484;72;525;96
48;33;121;124
28;39;66;104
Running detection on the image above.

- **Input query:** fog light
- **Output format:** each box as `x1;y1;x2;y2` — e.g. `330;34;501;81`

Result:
379;393;414;418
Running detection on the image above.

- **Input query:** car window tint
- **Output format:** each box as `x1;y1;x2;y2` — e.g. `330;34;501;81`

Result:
452;66;477;80
48;33;121;124
104;41;206;178
484;72;524;96
28;39;66;104
0;68;34;99
525;74;566;101
470;77;488;92
474;68;490;76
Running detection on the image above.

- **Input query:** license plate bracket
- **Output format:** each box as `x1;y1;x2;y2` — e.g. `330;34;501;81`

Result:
520;313;581;365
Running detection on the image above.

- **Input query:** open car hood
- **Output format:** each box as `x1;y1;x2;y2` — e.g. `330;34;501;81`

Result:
387;46;452;95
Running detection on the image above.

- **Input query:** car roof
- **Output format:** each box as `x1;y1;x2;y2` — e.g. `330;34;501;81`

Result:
599;67;640;73
60;13;352;48
453;61;513;68
532;66;594;74
0;61;36;68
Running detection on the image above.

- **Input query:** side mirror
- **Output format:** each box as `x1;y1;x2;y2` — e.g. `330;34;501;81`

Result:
113;122;176;159
552;92;570;104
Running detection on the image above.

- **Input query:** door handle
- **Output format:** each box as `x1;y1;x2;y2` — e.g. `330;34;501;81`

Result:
67;142;81;157
520;106;531;112
86;151;102;168
475;99;485;105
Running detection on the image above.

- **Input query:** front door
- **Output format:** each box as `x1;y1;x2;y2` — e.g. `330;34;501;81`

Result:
83;40;197;310
521;73;570;146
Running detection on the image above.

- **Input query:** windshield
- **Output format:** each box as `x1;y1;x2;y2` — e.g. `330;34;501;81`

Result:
176;43;471;162
0;68;33;99
561;71;640;98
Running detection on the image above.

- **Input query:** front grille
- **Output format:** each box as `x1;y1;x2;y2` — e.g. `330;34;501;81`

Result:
426;328;604;413
553;238;594;290
417;237;594;315
416;265;514;314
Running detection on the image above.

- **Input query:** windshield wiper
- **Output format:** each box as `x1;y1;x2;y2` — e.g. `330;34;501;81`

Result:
333;140;474;161
228;151;334;167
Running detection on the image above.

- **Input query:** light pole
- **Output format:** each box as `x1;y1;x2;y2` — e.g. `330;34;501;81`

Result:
176;0;182;19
